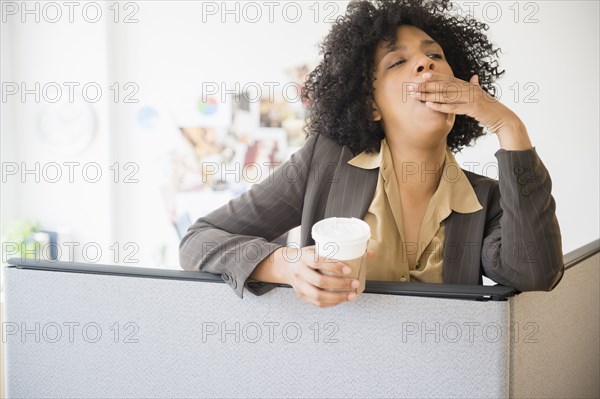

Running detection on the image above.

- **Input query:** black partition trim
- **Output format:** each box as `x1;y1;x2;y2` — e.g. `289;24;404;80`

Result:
6;239;598;302
5;258;514;301
563;239;599;270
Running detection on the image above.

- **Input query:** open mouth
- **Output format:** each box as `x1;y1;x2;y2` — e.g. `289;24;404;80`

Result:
414;98;440;113
409;95;425;105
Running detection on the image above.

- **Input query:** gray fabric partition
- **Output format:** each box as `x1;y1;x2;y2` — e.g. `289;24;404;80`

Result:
3;266;510;398
510;252;599;398
2;248;598;398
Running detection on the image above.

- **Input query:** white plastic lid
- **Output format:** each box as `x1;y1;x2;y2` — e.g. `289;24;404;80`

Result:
311;217;371;260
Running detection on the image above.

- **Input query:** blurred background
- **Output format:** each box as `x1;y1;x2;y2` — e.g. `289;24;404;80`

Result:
1;0;598;271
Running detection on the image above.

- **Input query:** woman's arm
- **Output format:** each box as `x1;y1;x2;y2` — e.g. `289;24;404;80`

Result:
424;72;564;291
179;134;319;299
481;142;564;291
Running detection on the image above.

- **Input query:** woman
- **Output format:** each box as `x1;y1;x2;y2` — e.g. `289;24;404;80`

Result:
179;0;564;308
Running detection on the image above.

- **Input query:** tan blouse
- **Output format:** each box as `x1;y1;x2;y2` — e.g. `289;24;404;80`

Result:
347;137;483;283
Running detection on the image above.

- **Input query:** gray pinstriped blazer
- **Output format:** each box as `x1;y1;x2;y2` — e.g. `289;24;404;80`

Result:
179;133;564;299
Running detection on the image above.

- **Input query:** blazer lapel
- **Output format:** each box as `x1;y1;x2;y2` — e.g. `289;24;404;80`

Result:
442;211;462;284
324;146;379;220
442;175;485;286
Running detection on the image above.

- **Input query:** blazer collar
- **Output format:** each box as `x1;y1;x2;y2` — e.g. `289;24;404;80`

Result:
347;137;482;214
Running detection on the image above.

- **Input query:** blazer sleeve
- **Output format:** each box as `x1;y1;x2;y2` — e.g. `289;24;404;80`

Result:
481;147;564;291
178;133;319;299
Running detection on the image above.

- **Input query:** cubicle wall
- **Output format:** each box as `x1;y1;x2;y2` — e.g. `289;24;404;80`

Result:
2;241;598;398
510;246;599;398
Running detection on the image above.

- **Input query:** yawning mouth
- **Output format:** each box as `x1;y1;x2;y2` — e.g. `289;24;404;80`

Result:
414;97;440;113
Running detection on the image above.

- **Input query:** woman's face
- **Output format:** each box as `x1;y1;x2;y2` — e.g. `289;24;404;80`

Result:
372;25;456;147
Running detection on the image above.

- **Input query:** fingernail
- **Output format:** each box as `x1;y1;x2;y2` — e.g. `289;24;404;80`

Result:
351;280;360;288
343;266;351;274
348;293;357;301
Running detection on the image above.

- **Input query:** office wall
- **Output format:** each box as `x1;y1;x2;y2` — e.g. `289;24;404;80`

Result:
1;1;598;268
1;2;113;262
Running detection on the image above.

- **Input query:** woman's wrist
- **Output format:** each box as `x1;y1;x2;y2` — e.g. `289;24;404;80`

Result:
495;115;533;151
250;246;292;285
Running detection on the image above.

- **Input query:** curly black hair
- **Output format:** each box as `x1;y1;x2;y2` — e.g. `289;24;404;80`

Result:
300;0;505;156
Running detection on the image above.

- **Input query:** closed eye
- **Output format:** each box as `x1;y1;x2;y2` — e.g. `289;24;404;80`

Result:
388;54;443;69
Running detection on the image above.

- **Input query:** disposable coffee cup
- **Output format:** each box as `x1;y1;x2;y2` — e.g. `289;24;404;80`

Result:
311;217;371;295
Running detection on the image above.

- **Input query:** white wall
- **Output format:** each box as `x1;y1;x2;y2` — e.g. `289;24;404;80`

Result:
1;2;113;263
1;1;598;268
455;1;599;253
